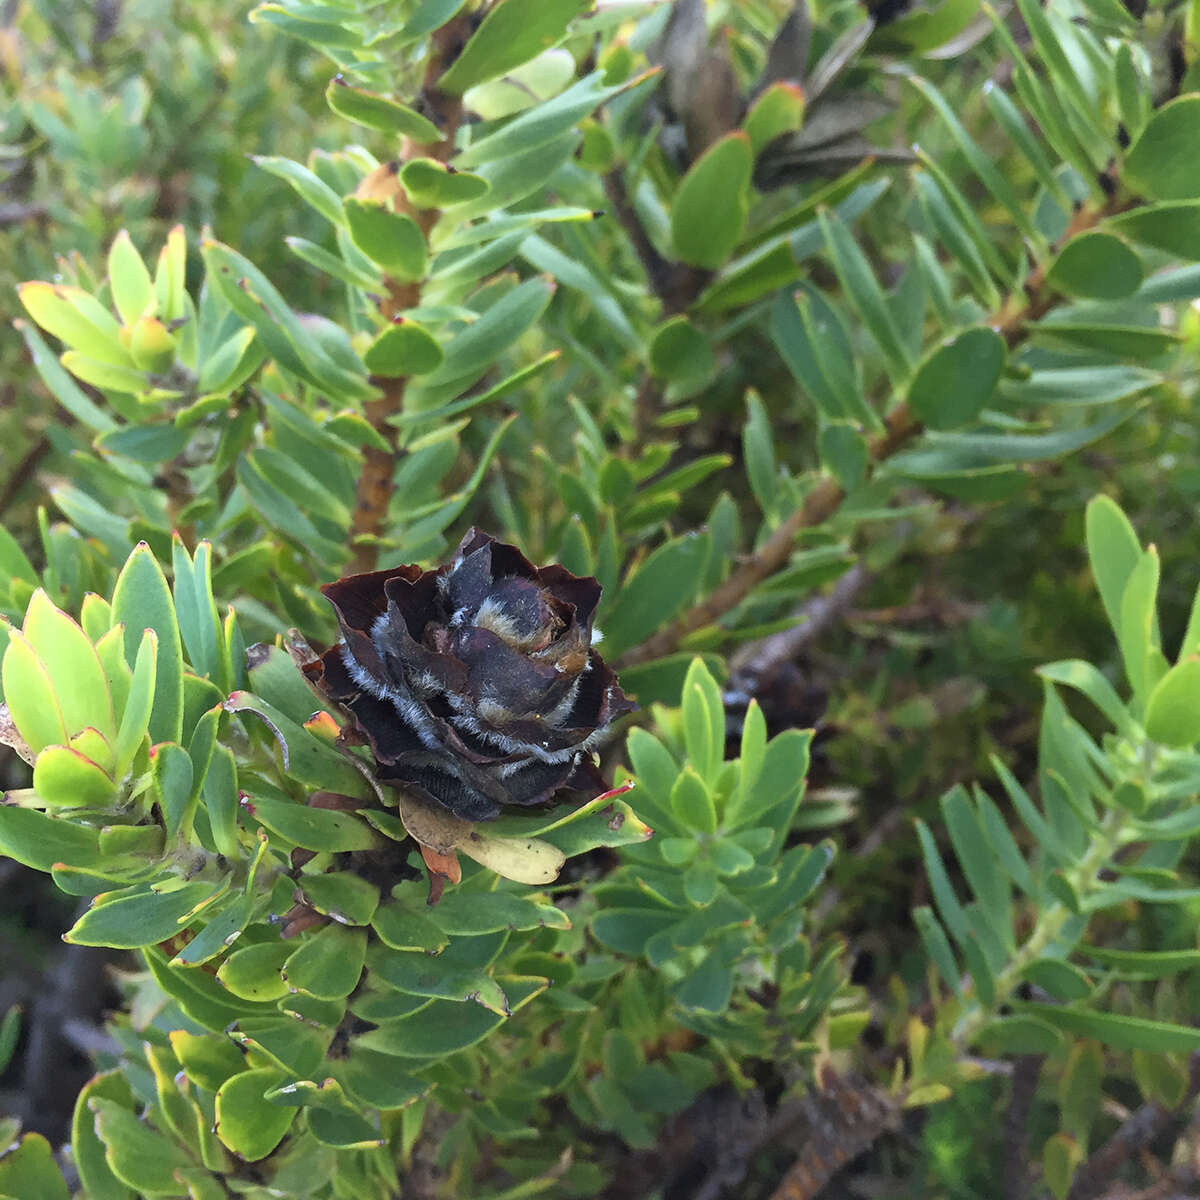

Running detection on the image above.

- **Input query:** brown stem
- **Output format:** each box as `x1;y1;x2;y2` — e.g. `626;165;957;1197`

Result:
347;16;470;575
767;1066;903;1200
602;168;711;316
617;191;1134;669
726;560;872;688
1066;1052;1200;1200
619;402;918;668
0;433;51;516
1003;1054;1045;1200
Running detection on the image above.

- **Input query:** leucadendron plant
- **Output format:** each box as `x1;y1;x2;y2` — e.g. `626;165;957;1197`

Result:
6;0;1200;1196
0;529;833;1197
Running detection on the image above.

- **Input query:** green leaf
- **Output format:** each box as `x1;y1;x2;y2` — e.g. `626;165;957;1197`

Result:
907;328;1005;431
819;208;914;381
363;321;444;377
326;77;440;140
1124;94;1200;201
65;880;221;948
436;0;588;95
819;422;868;490
337;1048;430;1110
245;644;334;727
107;231;155;325
418;277;554;389
916;819;968;947
343;199;427;282
731;700;767;826
400;158;489;208
1043;1132;1083;1200
974;1015;1063;1056
169;1031;247;1093
233;1015;335;1077
669;767;717;834
744;81;806;155
670;133;753;270
674;955;734;1013
282;924;366;1000
601;532;711;658
0;806;102;872
1144;657;1200;747
0;1133;70;1200
127;311;174;374
14;319;115;430
428;891;569;935
202;238;375;402
1085;495;1142;638
1033;322;1181;359
683;859;719;906
1119;547;1159;702
1046;231;1144;299
681;657;724;785
1;628;70;754
1078;945;1200;977
214;1068;295;1161
249;5;361;51
172;538;221;683
371;903;449;953
72;1073;135;1200
1107;201;1200;260
298;871;380;925
941;785;1010;948
367;946;511;1016
17;282;131;366
457;70;632;169
1020;1003;1200;1053
110;543;184;745
217;940;291;1002
244;790;378;852
0;527;37;595
355;977;547;1057
742;391;778;514
33;745;117;807
648;317;714;389
114;629;157;777
914;906;961;995
1019;958;1093;1002
59;351;151;394
226;692;368;795
906;76;1039;242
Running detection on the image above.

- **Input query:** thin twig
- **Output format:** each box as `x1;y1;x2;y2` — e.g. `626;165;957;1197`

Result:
619;402;918;669
767;1066;903;1200
1004;1054;1045;1200
726;560;872;689
602;167;710;314
1067;1052;1200;1200
0;434;52;517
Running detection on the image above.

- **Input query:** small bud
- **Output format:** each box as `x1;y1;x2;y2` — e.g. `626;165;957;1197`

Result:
127;315;176;374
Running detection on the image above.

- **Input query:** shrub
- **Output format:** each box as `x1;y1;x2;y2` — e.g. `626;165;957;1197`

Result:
4;2;1200;1197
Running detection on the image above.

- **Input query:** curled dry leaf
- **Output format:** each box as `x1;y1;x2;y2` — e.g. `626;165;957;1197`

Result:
0;702;36;766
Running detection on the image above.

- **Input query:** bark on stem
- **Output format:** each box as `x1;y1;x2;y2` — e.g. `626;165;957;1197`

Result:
347;17;469;574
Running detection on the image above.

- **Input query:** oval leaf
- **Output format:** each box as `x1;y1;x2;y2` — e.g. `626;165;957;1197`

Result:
1046;230;1144;299
1124;94;1200;201
670;134;753;270
1145;656;1200;747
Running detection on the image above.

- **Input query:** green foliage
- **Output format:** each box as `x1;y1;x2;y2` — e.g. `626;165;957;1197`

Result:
5;0;1200;1195
911;494;1200;1193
